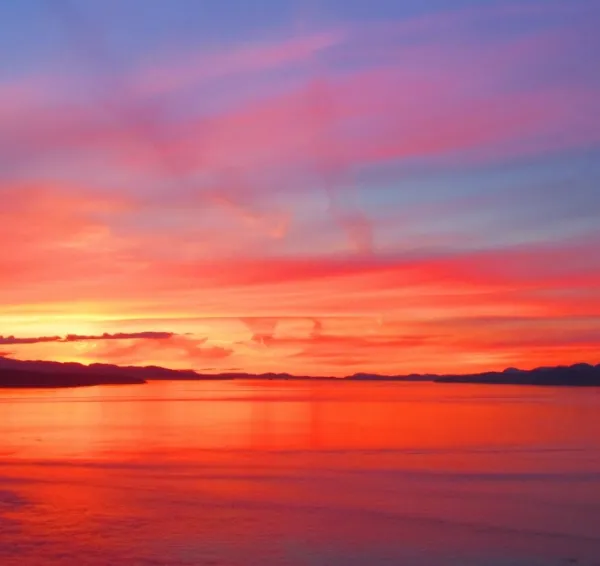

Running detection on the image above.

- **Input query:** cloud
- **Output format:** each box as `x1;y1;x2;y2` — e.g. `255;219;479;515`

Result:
0;335;61;345
0;332;174;345
2;3;598;258
90;335;233;365
4;5;598;196
310;318;323;338
133;233;600;296
0;183;138;300
241;317;279;346
134;30;346;96
62;332;174;342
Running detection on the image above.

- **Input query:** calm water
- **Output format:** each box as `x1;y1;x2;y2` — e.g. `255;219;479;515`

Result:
1;381;600;565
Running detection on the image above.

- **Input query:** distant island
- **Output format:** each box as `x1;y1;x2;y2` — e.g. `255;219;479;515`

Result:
432;363;600;386
0;357;146;388
1;356;600;388
344;363;600;386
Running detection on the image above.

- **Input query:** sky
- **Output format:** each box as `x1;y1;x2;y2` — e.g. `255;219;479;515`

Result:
1;0;599;376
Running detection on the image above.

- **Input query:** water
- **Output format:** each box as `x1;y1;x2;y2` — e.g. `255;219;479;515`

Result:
1;381;600;565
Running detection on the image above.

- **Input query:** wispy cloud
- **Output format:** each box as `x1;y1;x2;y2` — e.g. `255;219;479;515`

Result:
0;336;61;345
0;332;174;345
89;335;233;366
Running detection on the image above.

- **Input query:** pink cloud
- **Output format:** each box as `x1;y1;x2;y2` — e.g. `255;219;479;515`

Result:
4;7;597;175
134;30;346;96
2;8;597;260
0;182;138;299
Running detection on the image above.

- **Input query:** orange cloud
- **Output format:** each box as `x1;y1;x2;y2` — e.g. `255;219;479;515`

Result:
87;335;233;366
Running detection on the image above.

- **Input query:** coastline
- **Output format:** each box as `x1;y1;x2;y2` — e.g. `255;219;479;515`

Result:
2;358;600;388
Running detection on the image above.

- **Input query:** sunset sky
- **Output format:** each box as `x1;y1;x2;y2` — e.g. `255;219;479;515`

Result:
1;0;599;375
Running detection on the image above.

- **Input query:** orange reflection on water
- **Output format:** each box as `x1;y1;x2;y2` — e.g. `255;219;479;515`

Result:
1;381;599;464
2;381;600;565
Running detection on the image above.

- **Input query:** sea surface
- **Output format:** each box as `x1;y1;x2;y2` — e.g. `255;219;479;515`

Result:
1;380;600;565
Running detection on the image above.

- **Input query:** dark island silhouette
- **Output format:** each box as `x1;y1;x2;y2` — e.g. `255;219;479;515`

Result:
0;367;146;388
343;363;600;385
1;356;600;388
432;363;600;386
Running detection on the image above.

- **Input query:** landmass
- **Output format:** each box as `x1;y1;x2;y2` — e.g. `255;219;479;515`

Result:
0;358;146;388
1;356;599;388
433;363;600;386
345;363;600;385
0;368;145;388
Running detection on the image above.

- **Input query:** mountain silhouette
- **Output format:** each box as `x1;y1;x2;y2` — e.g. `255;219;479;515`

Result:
1;356;599;388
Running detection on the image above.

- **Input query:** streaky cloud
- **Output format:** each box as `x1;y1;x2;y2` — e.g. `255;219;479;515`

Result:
1;332;175;345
